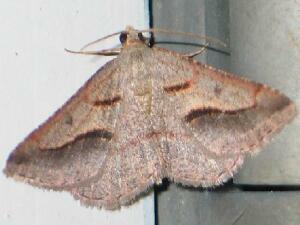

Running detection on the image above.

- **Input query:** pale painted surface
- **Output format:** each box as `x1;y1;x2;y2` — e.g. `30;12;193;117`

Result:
0;1;154;225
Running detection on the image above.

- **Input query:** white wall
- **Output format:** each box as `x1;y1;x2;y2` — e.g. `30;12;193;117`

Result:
0;1;154;225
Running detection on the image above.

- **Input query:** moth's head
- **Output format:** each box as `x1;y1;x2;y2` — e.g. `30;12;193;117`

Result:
119;26;148;47
65;26;154;56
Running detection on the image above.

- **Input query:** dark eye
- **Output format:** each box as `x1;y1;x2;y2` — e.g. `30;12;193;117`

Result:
119;32;127;44
138;32;144;41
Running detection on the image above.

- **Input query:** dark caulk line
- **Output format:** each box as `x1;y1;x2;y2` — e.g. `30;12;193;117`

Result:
93;95;121;107
184;107;253;123
163;81;191;93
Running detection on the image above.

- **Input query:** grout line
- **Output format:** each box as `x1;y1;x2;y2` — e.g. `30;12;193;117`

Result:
148;0;153;28
235;184;300;192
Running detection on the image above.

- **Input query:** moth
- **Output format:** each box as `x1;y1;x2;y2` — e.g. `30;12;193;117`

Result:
4;26;297;210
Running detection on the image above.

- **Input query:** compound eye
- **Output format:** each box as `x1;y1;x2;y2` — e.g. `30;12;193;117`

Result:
138;32;144;41
119;32;128;44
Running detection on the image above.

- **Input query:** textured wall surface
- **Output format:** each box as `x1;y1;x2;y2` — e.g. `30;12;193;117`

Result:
0;1;154;225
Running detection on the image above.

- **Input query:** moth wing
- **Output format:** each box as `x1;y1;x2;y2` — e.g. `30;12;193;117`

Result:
4;59;123;189
71;133;164;210
150;48;297;186
167;86;296;187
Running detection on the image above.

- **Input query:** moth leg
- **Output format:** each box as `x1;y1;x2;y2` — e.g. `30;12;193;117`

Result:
183;43;209;58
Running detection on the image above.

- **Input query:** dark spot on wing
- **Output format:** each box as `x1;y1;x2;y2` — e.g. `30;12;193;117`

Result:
41;129;113;150
146;131;162;138
185;108;225;122
185;107;253;122
164;81;191;93
64;114;73;125
214;84;222;96
7;152;29;165
93;96;121;107
81;130;113;140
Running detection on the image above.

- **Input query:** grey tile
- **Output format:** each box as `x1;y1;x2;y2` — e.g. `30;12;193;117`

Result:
152;1;300;224
158;184;300;225
152;0;207;63
230;0;300;185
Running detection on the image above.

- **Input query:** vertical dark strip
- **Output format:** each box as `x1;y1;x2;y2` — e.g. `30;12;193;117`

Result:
154;186;159;225
148;0;155;47
149;0;153;28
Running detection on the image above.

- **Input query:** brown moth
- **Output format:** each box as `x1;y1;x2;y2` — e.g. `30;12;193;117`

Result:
4;26;297;210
